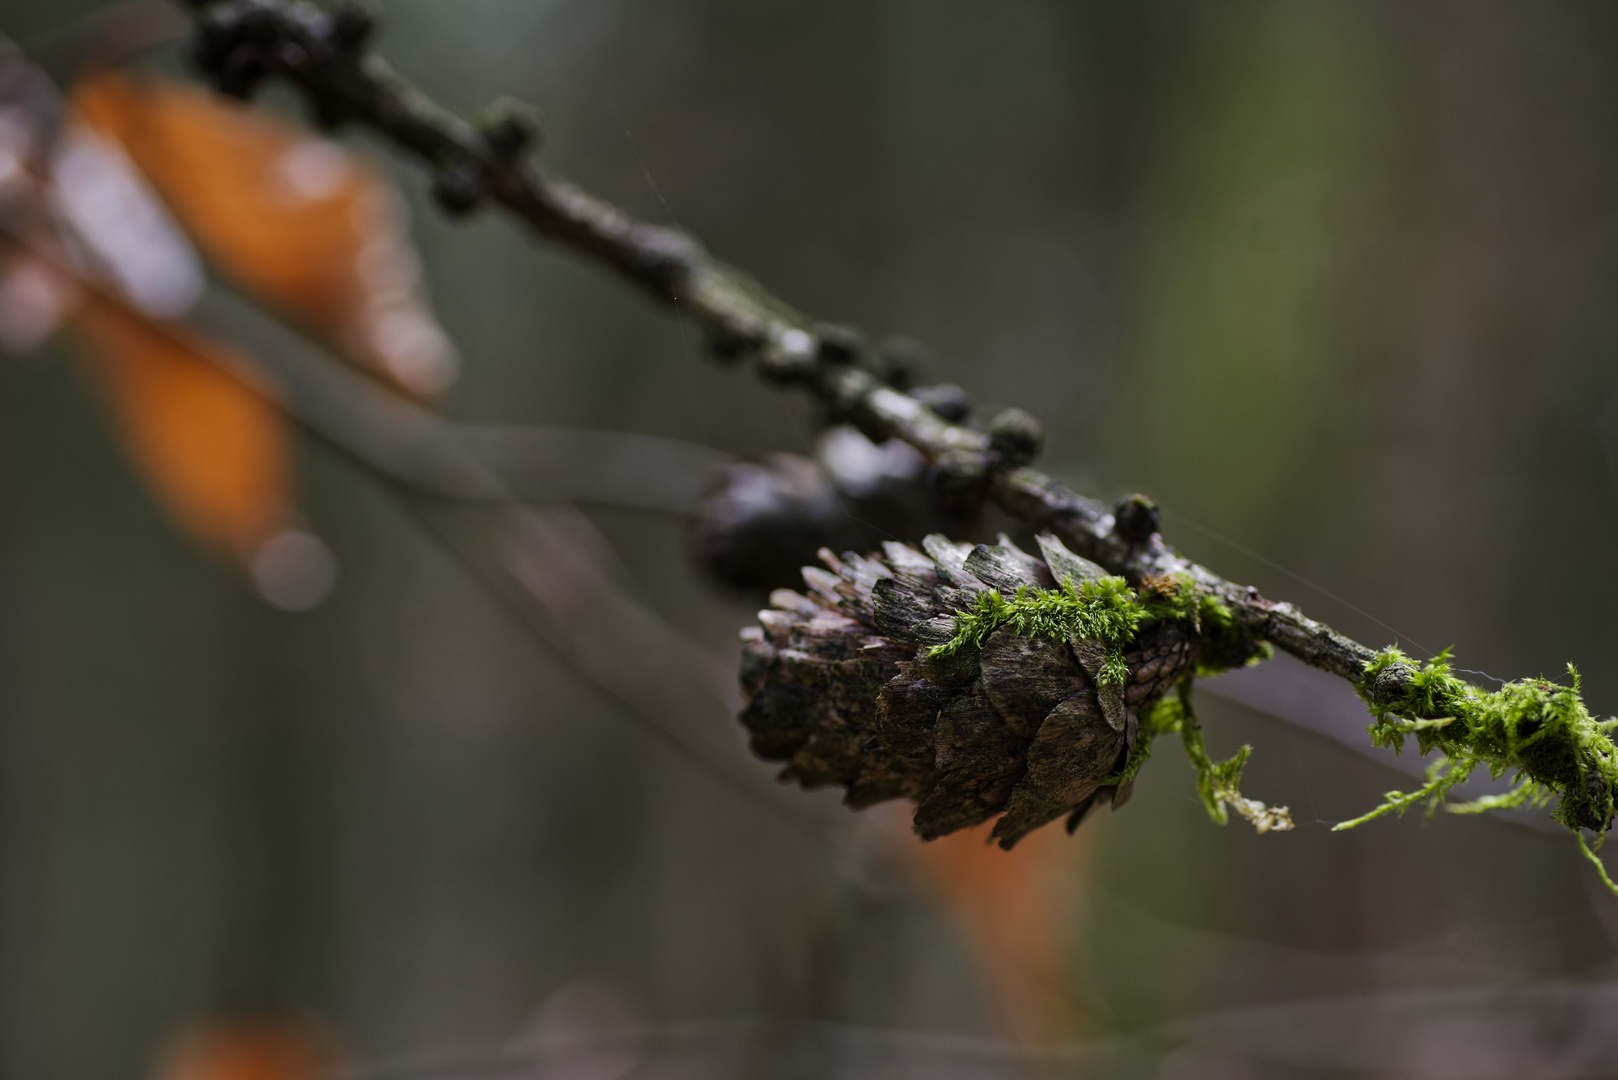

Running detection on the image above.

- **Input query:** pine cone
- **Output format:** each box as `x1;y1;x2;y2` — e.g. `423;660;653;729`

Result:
692;425;964;591
739;533;1210;848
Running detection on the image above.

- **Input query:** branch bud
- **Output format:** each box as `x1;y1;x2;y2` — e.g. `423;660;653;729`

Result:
987;407;1043;467
1367;661;1415;708
876;336;927;391
926;447;989;511
479;98;543;159
706;325;759;365
431;159;484;216
813;323;865;366
757;327;818;385
329;0;378;52
1113;494;1160;542
911;383;971;423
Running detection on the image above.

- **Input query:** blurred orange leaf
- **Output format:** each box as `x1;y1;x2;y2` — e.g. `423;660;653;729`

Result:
72;68;457;395
73;298;288;557
154;1019;333;1080
893;808;1101;1045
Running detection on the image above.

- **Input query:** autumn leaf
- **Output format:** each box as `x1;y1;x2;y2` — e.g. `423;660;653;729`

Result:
73;68;458;395
72;297;289;557
0;36;337;606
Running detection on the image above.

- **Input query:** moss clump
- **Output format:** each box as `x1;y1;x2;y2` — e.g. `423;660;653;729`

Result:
931;572;1262;688
1338;647;1618;892
929;574;1147;687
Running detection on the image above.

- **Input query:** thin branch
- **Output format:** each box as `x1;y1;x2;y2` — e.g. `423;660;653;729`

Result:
11;19;1578;843
192;304;832;833
0;203;826;835
175;0;1383;692
202;291;733;511
460;424;729;513
0;29;803;822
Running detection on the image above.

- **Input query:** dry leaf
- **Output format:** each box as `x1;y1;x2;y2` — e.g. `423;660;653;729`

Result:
0;39;329;605
73;68;457;394
72;297;288;557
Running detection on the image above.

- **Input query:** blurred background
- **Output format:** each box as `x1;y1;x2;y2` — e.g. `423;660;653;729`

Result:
3;0;1618;1077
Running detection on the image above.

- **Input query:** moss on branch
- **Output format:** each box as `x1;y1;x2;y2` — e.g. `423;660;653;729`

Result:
1341;649;1618;839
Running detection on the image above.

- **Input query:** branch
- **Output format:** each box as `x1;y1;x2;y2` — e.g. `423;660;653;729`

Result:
186;295;822;829
200;294;731;512
177;0;1383;691
0;198;820;833
182;0;807;346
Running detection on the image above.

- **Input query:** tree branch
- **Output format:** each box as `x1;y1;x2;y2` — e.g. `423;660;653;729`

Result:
176;0;1385;698
0;195;826;832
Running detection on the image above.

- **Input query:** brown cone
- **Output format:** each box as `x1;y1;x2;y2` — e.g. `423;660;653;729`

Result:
738;533;1199;848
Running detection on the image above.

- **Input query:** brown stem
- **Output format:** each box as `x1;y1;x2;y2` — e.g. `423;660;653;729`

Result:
176;0;1384;688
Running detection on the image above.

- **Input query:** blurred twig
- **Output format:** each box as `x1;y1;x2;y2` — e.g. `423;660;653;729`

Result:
0;210;830;836
217;312;838;835
336;979;1618;1080
195;296;731;510
461;425;728;513
215;331;826;830
173;0;1381;689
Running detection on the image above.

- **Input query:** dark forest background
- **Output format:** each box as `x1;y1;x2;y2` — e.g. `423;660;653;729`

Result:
3;1;1618;1077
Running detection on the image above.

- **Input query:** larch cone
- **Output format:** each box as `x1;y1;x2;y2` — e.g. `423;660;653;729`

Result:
738;532;1211;848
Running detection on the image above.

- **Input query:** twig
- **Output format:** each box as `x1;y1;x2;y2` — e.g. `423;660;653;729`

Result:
0;29;793;820
174;0;1383;692
0;203;825;834
192;299;831;832
460;424;729;513
202;291;732;511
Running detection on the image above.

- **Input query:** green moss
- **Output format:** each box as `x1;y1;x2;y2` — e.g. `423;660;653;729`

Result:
1339;646;1618;894
1579;832;1618;895
928;574;1147;687
1139;573;1201;623
1173;680;1293;832
929;571;1249;684
1102;680;1292;833
1200;594;1235;633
